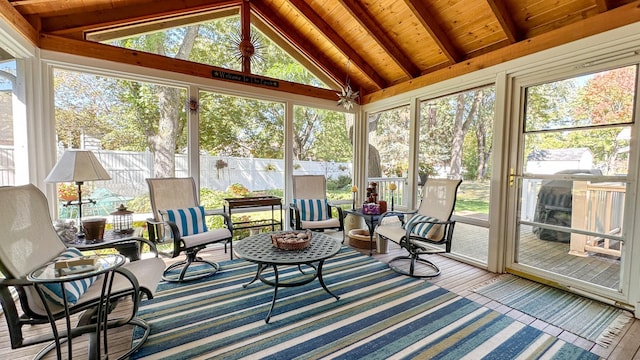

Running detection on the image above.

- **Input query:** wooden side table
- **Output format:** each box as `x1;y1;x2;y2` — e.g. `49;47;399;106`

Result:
223;196;283;237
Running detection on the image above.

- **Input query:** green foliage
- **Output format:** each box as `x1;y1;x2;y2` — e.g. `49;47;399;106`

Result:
199;92;285;158
524;67;634;174
126;194;151;214
417;87;495;180
371;106;411;177
293;106;352;162
327;175;352;191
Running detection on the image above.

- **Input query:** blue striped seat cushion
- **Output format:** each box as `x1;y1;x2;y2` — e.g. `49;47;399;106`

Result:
293;198;328;221
41;247;98;306
162;206;208;236
403;214;444;240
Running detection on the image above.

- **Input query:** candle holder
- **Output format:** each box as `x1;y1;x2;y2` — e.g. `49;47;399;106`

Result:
389;183;397;211
351;185;358;210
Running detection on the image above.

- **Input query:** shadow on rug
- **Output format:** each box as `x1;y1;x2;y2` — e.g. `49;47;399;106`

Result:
132;247;598;359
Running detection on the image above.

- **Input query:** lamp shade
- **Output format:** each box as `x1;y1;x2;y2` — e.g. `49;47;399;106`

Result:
45;150;111;183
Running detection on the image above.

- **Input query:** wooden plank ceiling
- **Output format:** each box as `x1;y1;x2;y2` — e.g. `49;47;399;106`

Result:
4;0;640;104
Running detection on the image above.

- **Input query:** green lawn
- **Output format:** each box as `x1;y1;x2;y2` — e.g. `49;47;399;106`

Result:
456;181;490;214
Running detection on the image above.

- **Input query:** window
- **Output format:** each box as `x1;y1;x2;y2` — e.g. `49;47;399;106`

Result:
293;105;353;203
53;68;188;218
99;15;327;88
0;59;16;186
367;106;410;208
418;85;496;264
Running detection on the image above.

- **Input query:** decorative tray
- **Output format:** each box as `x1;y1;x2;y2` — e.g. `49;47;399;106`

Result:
271;230;312;250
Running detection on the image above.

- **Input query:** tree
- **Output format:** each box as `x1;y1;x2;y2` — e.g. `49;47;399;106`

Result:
418;87;493;180
53;71;117;148
449;90;482;178
571;66;635;172
54;15;351;182
111;26;199;177
370;108;409;177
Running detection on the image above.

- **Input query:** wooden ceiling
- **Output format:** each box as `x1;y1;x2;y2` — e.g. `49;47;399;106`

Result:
3;0;640;104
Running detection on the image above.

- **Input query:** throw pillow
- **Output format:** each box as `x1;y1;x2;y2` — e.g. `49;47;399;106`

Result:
40;247;98;306
293;198;328;221
403;214;444;241
162;206;208;236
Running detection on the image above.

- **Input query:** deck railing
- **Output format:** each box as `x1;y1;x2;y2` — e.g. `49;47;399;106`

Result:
569;181;625;257
366;177;407;209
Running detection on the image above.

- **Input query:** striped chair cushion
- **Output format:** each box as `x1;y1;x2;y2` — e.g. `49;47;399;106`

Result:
293;198;328;221
162;206;208;236
403;214;444;241
41;247;98;306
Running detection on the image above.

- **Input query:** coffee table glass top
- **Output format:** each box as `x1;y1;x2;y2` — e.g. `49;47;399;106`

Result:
235;232;341;265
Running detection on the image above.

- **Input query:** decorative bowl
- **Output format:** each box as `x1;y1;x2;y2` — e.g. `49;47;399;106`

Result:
271;230;312;250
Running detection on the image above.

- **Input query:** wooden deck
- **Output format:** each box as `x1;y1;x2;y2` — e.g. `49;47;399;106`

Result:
1;236;637;359
452;223;621;289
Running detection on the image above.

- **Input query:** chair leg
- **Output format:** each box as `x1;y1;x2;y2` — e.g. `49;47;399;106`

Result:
388;253;441;278
163;252;219;282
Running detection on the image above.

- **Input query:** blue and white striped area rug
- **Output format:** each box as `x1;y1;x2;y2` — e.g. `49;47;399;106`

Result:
472;274;633;347
132;247;598;359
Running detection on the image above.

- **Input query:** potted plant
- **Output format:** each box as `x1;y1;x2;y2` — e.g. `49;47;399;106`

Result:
227;183;250;197
58;183;79;201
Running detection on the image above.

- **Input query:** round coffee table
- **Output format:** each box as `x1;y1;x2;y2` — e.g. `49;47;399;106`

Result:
234;231;342;323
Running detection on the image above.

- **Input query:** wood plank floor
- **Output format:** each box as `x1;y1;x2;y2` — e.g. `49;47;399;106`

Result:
3;239;639;359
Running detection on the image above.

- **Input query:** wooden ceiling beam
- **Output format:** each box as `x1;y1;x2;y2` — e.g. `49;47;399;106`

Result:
1;0;39;45
339;0;421;78
594;0;612;12
250;0;352;91
38;0;240;34
403;0;462;64
285;0;387;90
363;1;640;104
39;33;339;101
485;0;522;43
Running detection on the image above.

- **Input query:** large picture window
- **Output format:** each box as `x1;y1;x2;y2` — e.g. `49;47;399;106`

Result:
53;68;188;219
418;85;496;264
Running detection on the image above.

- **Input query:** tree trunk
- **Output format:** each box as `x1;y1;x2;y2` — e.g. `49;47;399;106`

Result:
475;115;491;180
150;25;199;177
449;91;481;178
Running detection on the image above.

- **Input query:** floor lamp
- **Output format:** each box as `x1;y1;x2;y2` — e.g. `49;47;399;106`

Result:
45;150;111;239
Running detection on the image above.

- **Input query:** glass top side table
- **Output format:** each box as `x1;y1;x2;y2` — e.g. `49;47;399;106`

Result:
28;254;125;360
